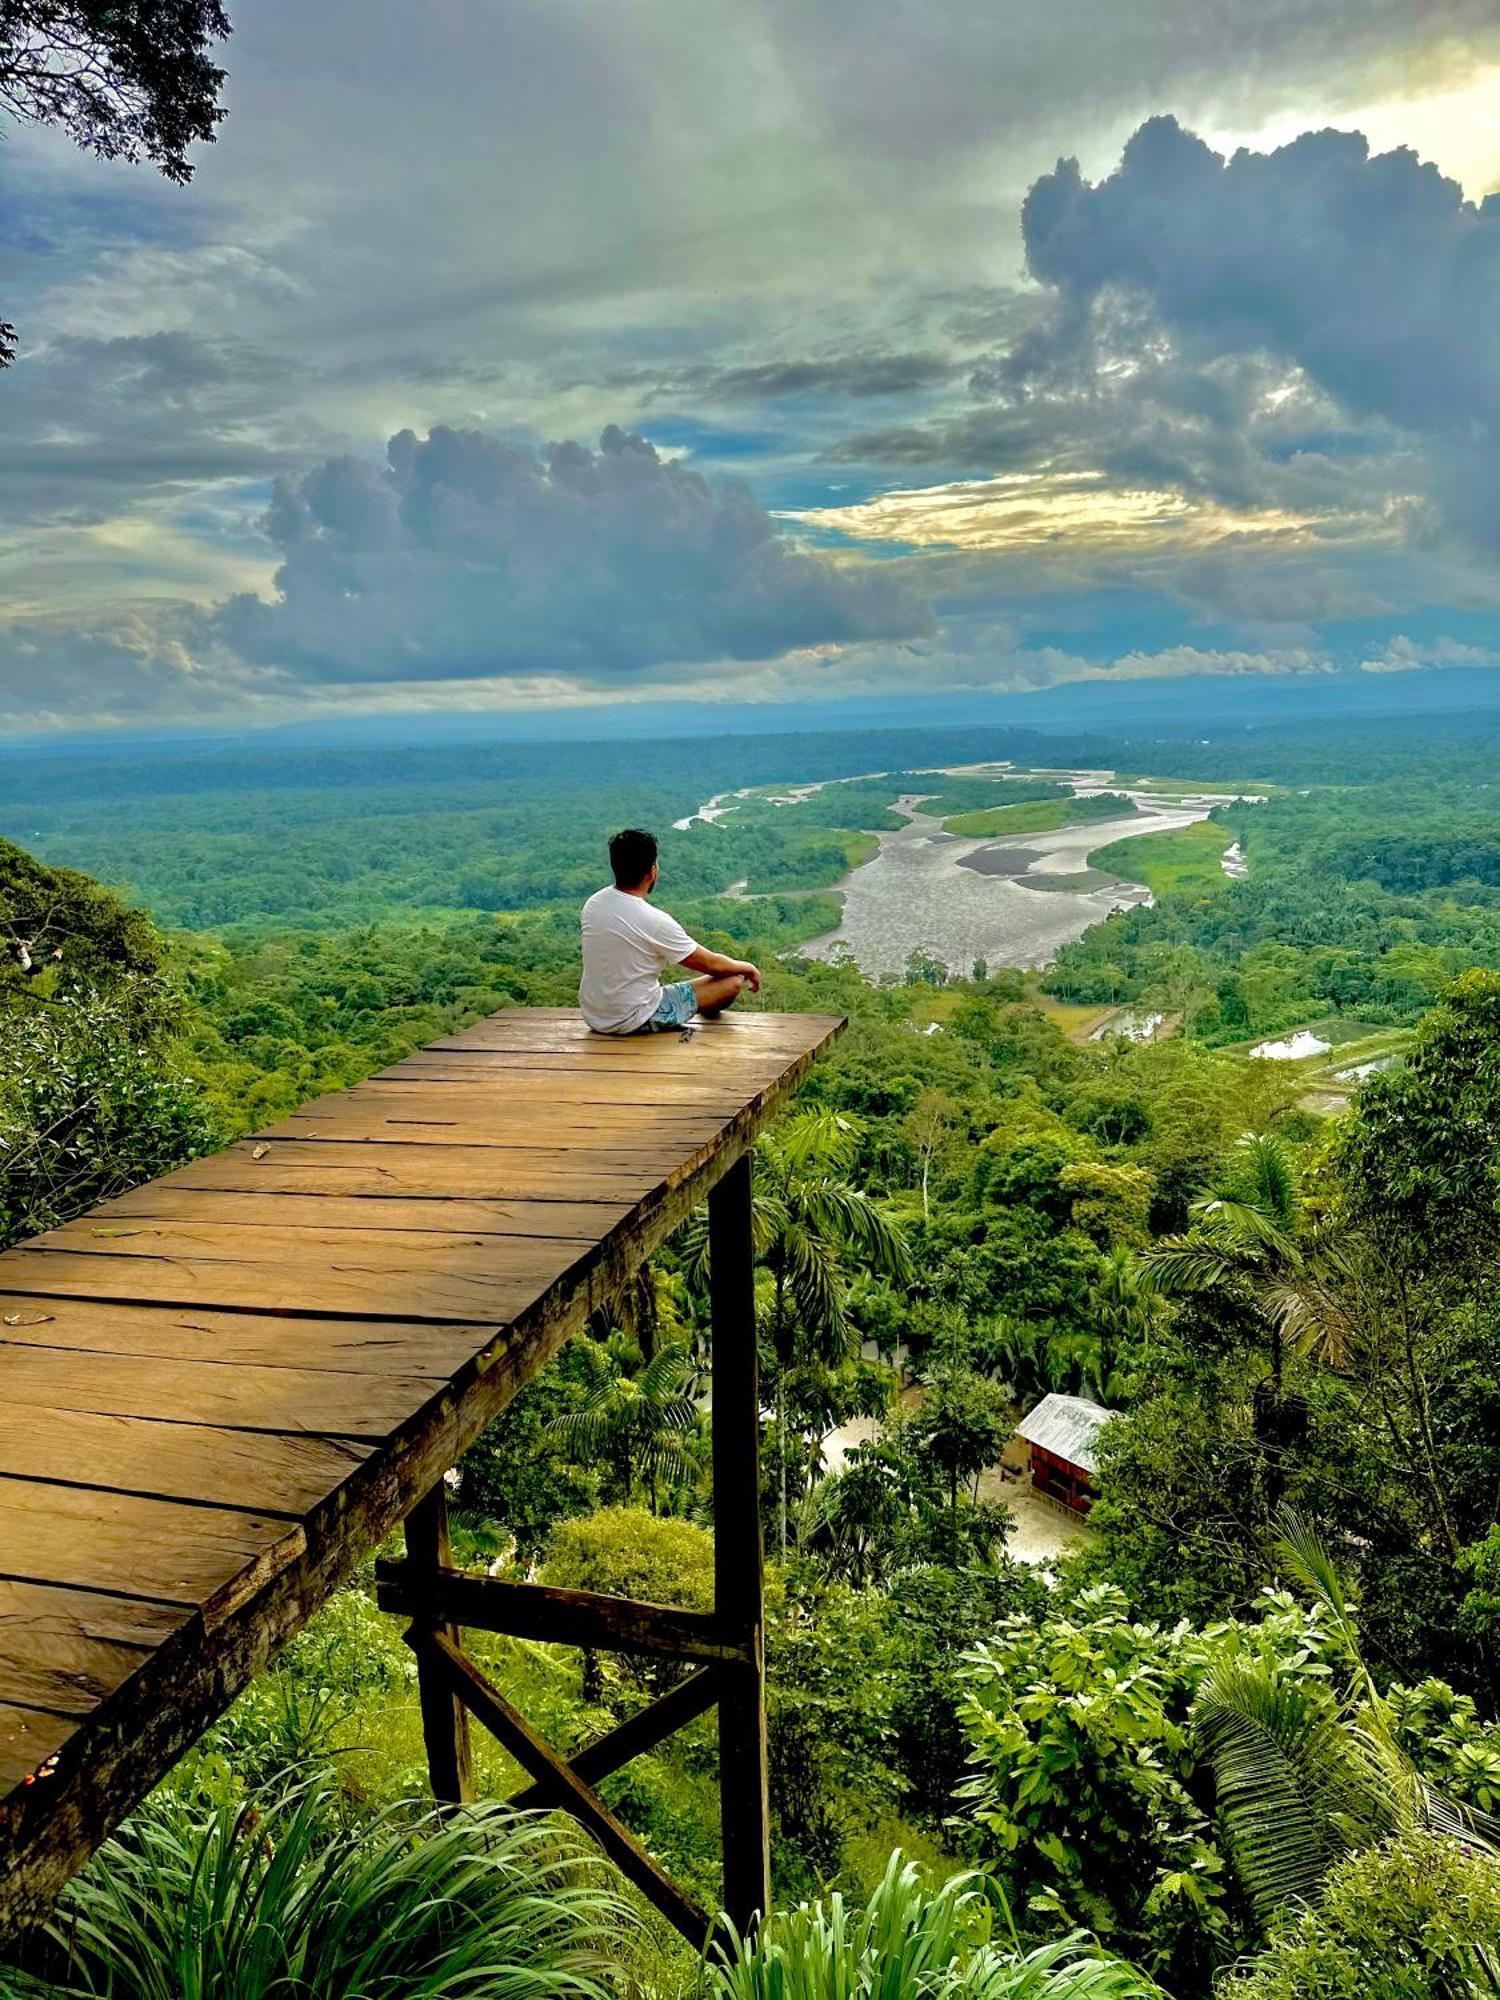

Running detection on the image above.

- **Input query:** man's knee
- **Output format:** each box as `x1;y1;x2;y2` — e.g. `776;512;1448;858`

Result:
699;972;746;1018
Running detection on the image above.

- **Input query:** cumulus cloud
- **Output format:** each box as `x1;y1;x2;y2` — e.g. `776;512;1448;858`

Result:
1019;116;1500;543
213;423;933;684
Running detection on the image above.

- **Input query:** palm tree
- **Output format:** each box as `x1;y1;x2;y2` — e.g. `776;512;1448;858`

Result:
684;1107;912;1556
1139;1132;1317;1509
809;1438;916;1589
1;1775;634;1999
548;1334;702;1514
1088;1247;1156;1404
1141;1132;1304;1398
709;1848;1159;1998
1192;1510;1496;1938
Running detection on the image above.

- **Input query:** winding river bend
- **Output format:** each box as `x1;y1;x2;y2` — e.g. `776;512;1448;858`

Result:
796;772;1243;979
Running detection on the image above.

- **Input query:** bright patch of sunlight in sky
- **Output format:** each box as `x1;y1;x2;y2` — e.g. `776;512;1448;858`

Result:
786;474;1333;555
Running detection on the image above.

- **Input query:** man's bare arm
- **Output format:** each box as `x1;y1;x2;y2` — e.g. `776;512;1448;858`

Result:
680;943;761;991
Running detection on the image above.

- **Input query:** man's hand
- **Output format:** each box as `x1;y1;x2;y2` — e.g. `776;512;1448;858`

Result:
682;944;760;990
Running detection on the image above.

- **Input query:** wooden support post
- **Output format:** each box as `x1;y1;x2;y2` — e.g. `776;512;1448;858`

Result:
709;1150;771;1936
404;1481;475;1806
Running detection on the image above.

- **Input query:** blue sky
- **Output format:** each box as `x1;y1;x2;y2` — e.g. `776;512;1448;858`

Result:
7;0;1500;732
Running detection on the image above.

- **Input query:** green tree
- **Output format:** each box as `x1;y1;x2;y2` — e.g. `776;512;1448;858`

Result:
547;1334;702;1514
685;1108;911;1555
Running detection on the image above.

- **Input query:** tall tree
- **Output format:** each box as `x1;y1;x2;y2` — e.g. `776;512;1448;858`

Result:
1141;1133;1308;1499
684;1107;912;1555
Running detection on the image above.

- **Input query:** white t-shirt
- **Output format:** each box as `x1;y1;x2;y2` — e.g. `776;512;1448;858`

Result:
579;886;700;1034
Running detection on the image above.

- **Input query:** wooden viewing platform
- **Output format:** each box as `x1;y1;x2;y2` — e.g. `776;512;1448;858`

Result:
0;1005;842;1947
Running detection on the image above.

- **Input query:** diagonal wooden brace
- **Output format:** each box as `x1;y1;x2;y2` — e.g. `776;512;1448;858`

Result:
507;1664;722;1809
412;1627;712;1944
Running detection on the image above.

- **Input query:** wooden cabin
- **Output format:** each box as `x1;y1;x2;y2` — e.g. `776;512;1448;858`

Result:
1016;1392;1115;1516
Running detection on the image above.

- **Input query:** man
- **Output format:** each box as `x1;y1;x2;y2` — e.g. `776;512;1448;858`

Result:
579;827;761;1034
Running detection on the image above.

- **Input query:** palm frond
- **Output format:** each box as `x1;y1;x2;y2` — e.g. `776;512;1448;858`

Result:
1190;1196;1302;1266
1193;1655;1401;1933
1137;1237;1237;1295
1230;1131;1299;1225
1273;1507;1369;1695
772;1106;862;1176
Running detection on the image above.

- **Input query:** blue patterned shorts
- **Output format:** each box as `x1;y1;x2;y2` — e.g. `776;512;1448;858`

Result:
639;980;698;1031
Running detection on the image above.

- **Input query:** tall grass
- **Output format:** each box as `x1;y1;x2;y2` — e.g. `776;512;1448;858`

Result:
706;1851;1159;1999
1;1776;635;1999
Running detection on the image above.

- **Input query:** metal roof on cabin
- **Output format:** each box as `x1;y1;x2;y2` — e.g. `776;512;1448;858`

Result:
1015;1392;1116;1475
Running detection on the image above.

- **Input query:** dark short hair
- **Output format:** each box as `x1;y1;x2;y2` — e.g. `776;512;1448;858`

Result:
609;827;658;888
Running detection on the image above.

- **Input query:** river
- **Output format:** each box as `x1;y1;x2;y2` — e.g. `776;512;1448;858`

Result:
799;774;1233;979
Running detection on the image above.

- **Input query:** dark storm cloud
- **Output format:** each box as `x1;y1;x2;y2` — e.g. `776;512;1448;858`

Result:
665;352;960;401
0;330;303;521
215;423;934;684
1017;117;1500;540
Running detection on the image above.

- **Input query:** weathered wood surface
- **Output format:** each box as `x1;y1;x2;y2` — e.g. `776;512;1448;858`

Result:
0;1005;841;1941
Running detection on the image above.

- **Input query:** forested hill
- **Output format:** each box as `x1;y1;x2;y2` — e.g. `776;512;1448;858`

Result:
8;707;1500;1992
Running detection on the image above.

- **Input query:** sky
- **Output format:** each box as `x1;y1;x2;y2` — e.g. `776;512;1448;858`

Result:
7;0;1500;734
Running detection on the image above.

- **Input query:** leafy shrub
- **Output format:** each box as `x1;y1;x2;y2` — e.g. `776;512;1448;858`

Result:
1219;1833;1500;1999
0;987;214;1248
956;1585;1343;1987
541;1505;715;1611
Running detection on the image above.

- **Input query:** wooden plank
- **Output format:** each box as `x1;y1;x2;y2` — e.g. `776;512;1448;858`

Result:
433;1010;839;1049
0;1479;304;1613
0;1298;500;1376
376;1564;751;1664
0;1243;578;1324
423;1632;710;1943
270;1109;728;1147
508;1666;722;1810
91;1189;631;1243
386;1049;812;1074
0;1348;444;1437
0;1404;370;1515
0;1583;183;1719
28;1219;599;1267
0;1708;74;1795
337;1076;784;1108
159;1140;675;1202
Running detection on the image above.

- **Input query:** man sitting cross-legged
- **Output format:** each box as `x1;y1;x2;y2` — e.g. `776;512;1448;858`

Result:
579;826;760;1035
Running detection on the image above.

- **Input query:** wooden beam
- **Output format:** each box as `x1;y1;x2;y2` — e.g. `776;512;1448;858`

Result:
709;1152;771;1936
403;1485;474;1807
375;1564;751;1664
420;1630;710;1945
507;1666;722;1809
